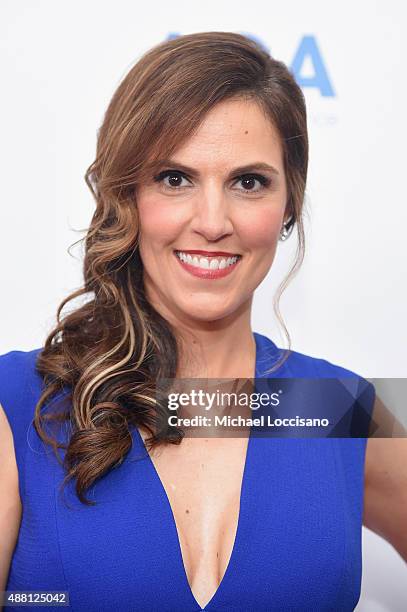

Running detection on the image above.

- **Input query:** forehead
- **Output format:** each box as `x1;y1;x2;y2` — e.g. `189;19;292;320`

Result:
169;98;283;172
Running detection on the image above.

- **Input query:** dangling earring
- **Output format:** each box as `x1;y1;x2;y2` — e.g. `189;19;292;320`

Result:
279;223;290;241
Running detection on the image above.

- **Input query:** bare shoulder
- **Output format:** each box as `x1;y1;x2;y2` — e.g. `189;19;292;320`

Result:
363;437;407;560
0;402;22;591
365;438;392;494
364;395;407;501
0;402;21;499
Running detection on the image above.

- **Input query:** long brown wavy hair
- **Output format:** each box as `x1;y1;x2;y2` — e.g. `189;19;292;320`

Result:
34;31;308;505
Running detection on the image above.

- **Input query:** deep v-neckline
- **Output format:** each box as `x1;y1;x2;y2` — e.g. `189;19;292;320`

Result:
133;333;263;611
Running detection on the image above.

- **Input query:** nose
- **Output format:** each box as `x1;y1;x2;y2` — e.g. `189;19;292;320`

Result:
190;182;234;241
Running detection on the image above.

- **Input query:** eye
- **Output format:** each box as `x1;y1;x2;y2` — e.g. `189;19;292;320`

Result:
233;173;271;193
153;170;192;189
152;169;272;194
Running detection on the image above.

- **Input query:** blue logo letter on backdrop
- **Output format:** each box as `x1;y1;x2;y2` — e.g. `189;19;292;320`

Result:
166;33;335;97
291;35;335;97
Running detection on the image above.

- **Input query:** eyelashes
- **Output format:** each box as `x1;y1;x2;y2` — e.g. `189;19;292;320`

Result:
152;169;272;194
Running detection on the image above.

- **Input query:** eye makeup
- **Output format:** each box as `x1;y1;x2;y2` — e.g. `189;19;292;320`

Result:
153;169;273;194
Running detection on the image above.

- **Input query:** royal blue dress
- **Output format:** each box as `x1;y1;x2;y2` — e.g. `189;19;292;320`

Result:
0;332;374;611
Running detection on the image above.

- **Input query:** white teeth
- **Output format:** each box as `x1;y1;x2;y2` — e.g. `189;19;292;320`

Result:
175;251;240;270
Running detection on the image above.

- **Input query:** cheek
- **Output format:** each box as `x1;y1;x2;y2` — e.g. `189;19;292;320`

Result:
136;195;185;245
239;207;283;250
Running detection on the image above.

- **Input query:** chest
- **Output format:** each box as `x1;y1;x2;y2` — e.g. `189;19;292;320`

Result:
139;431;250;609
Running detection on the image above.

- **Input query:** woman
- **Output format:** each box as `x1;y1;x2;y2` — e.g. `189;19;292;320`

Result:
0;31;406;612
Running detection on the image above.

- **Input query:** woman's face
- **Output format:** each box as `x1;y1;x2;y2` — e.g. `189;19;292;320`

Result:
135;97;288;326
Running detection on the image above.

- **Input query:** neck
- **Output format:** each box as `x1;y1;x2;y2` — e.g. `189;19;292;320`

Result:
174;312;256;379
144;282;257;378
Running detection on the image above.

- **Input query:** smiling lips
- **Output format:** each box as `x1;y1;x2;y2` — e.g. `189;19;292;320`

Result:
174;250;242;279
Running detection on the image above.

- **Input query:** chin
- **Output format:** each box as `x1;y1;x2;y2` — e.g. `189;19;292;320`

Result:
176;300;239;324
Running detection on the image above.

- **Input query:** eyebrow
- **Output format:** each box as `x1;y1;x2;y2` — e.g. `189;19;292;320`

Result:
149;158;280;177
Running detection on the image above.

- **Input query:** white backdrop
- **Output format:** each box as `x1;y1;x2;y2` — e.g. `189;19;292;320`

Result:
0;1;406;609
